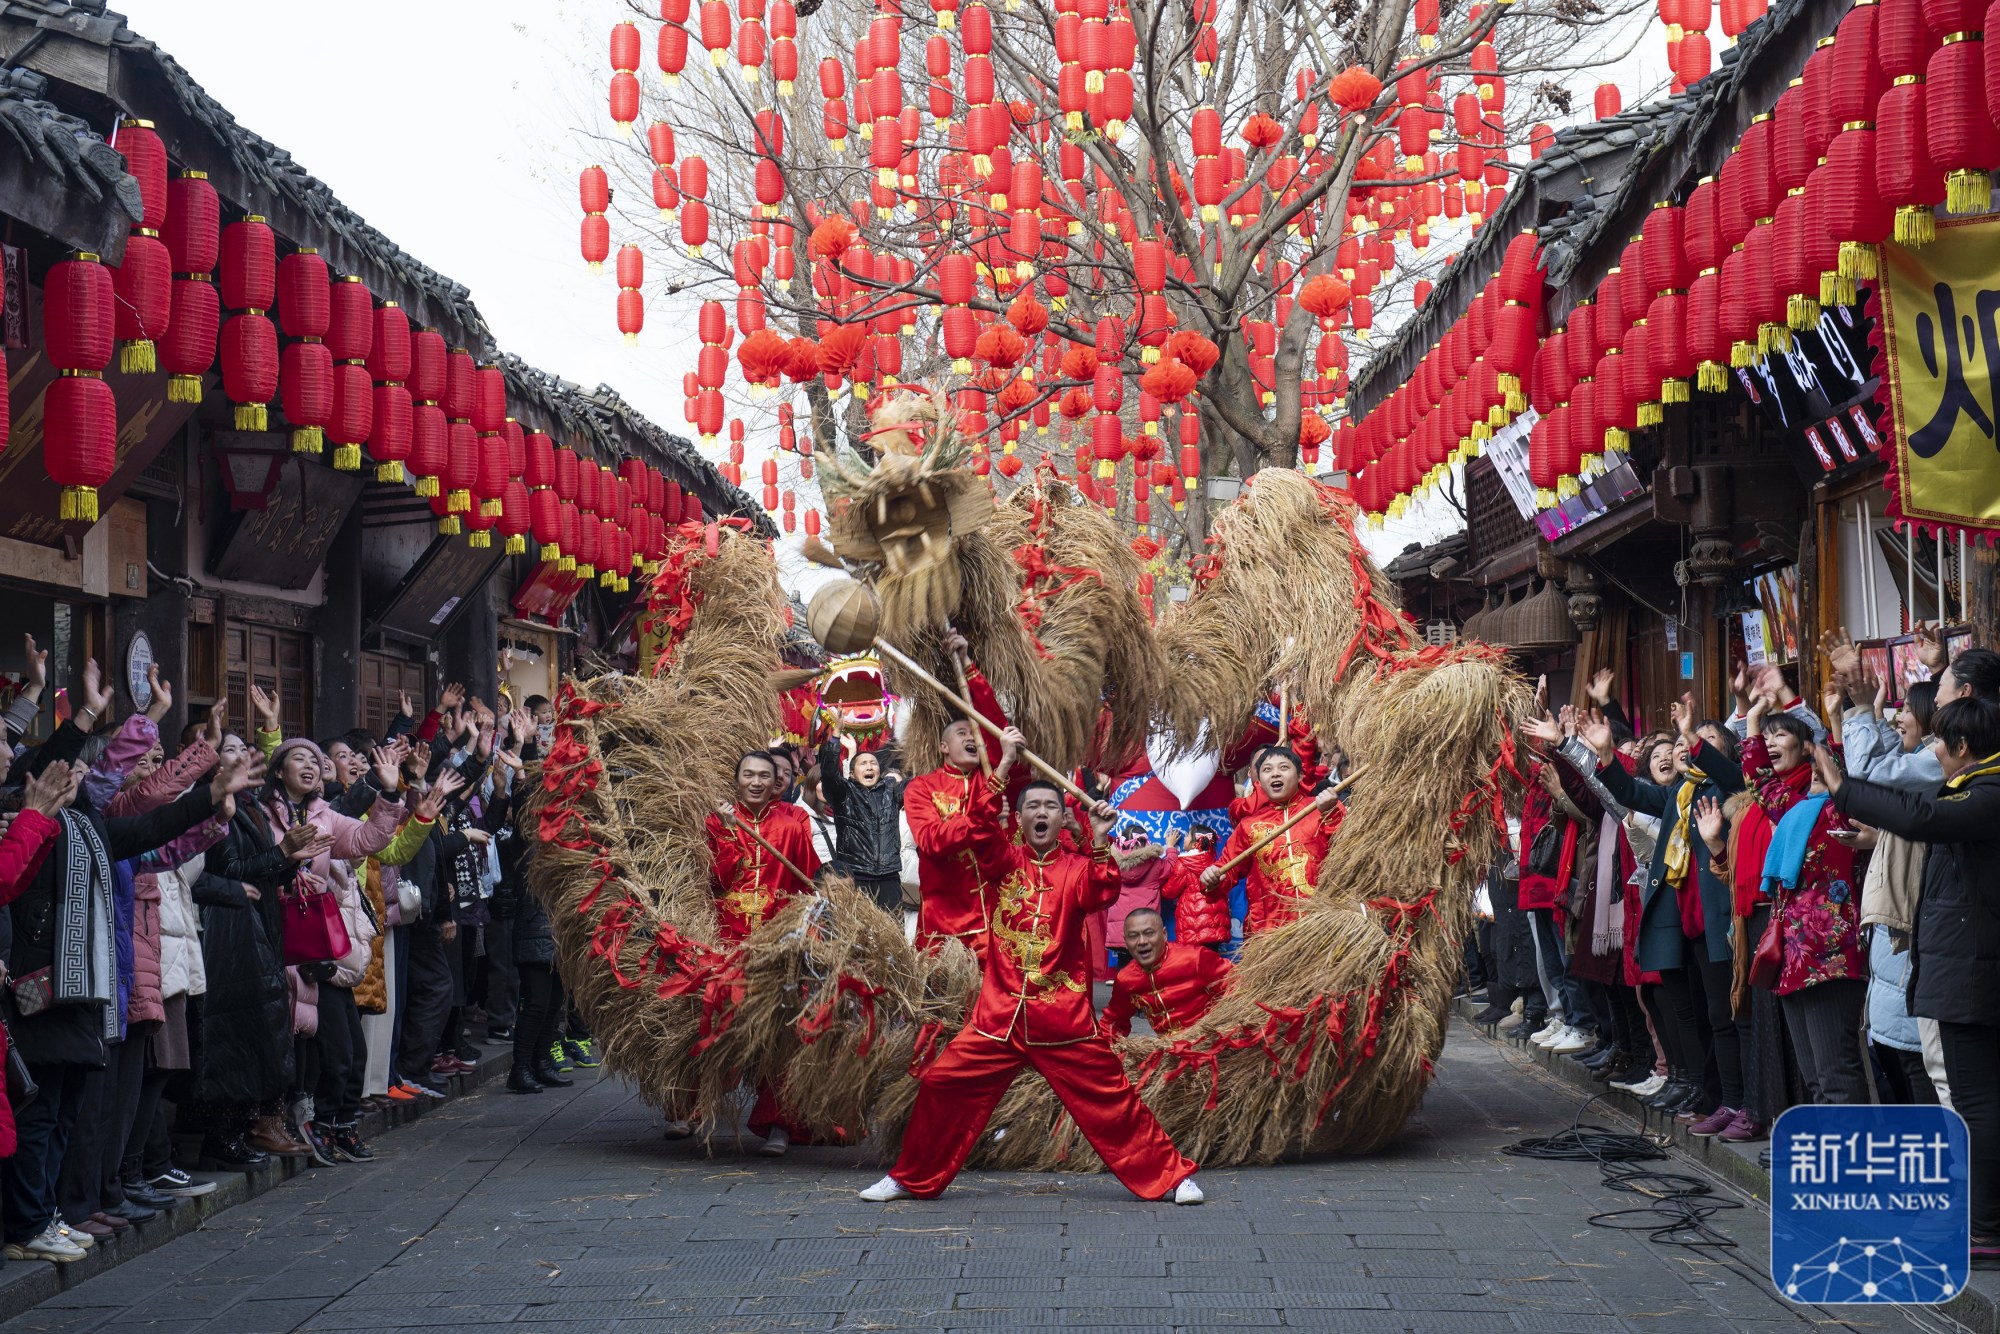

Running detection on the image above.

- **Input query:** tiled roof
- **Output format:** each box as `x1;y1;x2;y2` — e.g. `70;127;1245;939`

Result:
0;64;139;250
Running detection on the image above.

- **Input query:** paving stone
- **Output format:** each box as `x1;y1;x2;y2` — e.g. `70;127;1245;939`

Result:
0;1027;1933;1334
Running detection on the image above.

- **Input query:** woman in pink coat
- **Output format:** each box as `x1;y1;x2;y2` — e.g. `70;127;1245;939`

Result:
254;738;404;1164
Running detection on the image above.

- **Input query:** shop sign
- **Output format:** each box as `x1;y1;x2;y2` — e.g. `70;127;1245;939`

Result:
1877;215;2000;542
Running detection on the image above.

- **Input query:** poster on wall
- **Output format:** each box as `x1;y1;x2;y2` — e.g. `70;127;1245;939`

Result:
1754;567;1802;665
1742;610;1772;668
1876;215;2000;542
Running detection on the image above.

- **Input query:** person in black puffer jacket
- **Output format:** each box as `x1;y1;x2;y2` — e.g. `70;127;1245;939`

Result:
815;740;907;913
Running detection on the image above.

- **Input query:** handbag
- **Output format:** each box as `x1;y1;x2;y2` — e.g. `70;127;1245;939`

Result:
280;880;353;967
9;966;54;1018
3;1020;35;1110
1525;817;1565;879
1749;901;1785;990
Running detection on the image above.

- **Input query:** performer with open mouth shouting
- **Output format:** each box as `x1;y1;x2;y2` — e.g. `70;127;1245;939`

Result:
861;726;1204;1206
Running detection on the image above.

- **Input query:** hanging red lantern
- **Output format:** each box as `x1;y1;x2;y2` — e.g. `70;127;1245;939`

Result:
219;217;277;429
44;373;115;523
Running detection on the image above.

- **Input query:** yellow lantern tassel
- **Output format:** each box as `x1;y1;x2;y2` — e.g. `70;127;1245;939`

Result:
413;474;438;498
1946;168;1990;215
167;374;202;403
1698;360;1727;392
437;515;461;536
1895;205;1935;247
376;461;405;483
235;402;267;431
1820;271;1856;308
1662;378;1690;403
468;529;491;548
1605;426;1629;451
559;554;576;572
292;426;323;454
447;488;471;514
1837;240;1877;281
1730;341;1755;369
59;486;98;523
1787;294;1820;331
1534;486;1556;509
1637;402;1663;427
483;498;503;518
333;444;362;472
119;340;156;375
1557;475;1581;500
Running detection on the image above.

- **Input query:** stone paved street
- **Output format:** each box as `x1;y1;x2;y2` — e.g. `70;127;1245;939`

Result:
0;1023;1937;1334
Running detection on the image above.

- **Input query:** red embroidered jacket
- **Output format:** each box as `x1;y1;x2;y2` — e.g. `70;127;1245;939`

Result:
1099;941;1233;1039
1216;793;1338;934
705;801;820;943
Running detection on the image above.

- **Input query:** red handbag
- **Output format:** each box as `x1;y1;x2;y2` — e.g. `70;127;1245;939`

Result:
1748;899;1785;990
281;879;352;966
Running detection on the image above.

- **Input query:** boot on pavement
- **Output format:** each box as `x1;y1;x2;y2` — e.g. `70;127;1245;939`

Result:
247;1113;312;1158
532;1056;574;1088
507;1061;544;1094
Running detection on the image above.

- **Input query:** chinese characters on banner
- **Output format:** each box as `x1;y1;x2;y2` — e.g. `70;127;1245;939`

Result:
1877;215;2000;542
1771;1104;1969;1305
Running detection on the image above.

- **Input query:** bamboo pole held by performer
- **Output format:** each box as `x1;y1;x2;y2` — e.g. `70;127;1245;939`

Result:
872;637;1094;808
1211;767;1366;879
952;652;993;778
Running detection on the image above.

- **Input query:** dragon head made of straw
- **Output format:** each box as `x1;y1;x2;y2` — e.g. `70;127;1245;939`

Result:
816;387;997;639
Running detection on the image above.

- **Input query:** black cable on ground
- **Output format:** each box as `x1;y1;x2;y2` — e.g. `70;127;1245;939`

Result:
1503;1092;1744;1248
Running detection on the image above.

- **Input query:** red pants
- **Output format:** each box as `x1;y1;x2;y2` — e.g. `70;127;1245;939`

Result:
889;1027;1196;1200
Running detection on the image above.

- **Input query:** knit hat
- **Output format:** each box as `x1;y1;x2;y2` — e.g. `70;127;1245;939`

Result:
269;736;327;773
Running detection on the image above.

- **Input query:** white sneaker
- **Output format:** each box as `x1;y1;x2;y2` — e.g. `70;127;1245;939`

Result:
661;1119;693;1140
1626;1074;1668;1097
1547;1027;1592;1054
1531;1021;1568;1047
53;1220;92;1250
759;1125;790;1157
6;1224;84;1262
1173;1177;1205;1206
858;1175;911;1202
1608;1068;1652;1091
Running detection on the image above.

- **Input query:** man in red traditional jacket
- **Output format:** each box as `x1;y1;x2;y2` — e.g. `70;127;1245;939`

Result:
1203;747;1343;935
862;745;1204;1205
706;751;821;944
1099;908;1233;1039
703;750;822;1155
902;644;1017;959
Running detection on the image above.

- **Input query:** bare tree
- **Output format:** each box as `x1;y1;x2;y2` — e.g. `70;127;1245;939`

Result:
589;0;1647;558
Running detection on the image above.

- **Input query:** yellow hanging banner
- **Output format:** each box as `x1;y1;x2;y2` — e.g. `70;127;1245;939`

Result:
1877;216;2000;541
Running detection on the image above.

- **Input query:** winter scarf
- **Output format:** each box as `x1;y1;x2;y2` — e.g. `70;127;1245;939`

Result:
1760;794;1829;898
55;809;118;1037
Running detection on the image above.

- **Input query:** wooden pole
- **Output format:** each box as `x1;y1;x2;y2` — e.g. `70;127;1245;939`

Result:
952;654;993;777
715;807;818;890
1211;767;1367;879
873;637;1095;807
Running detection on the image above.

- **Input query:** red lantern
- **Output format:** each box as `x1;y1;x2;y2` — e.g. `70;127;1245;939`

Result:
44;373;115;522
112;229;169;375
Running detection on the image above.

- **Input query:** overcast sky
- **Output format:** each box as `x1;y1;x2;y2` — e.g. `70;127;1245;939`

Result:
124;0;703;430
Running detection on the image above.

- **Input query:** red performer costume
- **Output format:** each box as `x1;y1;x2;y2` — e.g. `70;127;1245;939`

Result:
704;801;820;944
904;664;1014;959
1099;941;1233;1039
883;780;1199;1201
705;769;823;1147
1215;792;1338;934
